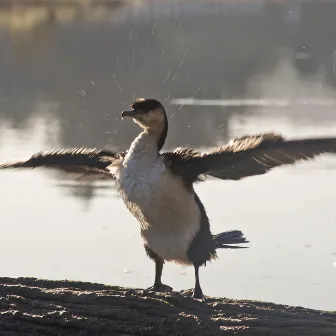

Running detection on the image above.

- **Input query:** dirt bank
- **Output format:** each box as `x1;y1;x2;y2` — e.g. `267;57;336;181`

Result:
0;277;335;335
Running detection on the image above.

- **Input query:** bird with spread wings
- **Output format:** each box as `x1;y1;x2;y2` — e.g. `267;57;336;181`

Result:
1;132;335;185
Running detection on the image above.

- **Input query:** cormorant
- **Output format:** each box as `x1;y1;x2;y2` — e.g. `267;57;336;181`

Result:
2;98;336;299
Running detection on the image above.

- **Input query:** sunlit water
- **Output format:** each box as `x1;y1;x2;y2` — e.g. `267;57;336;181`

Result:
0;0;336;311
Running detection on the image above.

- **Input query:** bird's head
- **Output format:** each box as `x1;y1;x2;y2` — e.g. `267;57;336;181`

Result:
121;98;167;132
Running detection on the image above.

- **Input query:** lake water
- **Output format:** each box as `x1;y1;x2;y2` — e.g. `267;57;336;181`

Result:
0;0;336;311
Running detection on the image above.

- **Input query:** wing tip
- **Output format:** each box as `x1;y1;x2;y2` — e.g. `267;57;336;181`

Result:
0;161;29;169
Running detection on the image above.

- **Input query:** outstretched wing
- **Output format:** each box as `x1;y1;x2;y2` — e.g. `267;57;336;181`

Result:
0;147;126;180
162;132;336;184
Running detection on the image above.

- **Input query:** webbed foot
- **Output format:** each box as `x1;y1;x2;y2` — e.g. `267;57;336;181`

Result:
180;288;205;301
146;283;173;293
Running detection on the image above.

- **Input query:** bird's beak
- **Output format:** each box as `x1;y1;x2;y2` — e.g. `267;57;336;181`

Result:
121;109;138;119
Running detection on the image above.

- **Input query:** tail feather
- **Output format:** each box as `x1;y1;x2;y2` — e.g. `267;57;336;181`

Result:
213;230;249;249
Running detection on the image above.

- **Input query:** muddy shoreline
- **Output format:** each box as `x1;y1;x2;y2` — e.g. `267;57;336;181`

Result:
0;277;335;335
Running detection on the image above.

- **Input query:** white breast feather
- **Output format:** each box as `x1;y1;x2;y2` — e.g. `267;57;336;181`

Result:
115;134;200;265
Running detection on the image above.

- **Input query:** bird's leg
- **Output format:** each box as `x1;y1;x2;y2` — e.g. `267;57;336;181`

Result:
193;264;204;299
180;264;204;300
146;258;173;292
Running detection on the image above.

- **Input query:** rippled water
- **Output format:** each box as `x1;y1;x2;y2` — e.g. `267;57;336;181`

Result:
0;0;336;311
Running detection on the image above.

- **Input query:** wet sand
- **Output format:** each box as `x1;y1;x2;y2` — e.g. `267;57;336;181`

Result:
0;277;335;335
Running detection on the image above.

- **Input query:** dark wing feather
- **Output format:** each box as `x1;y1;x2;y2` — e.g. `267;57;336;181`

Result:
0;147;126;180
162;148;203;186
162;133;336;183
